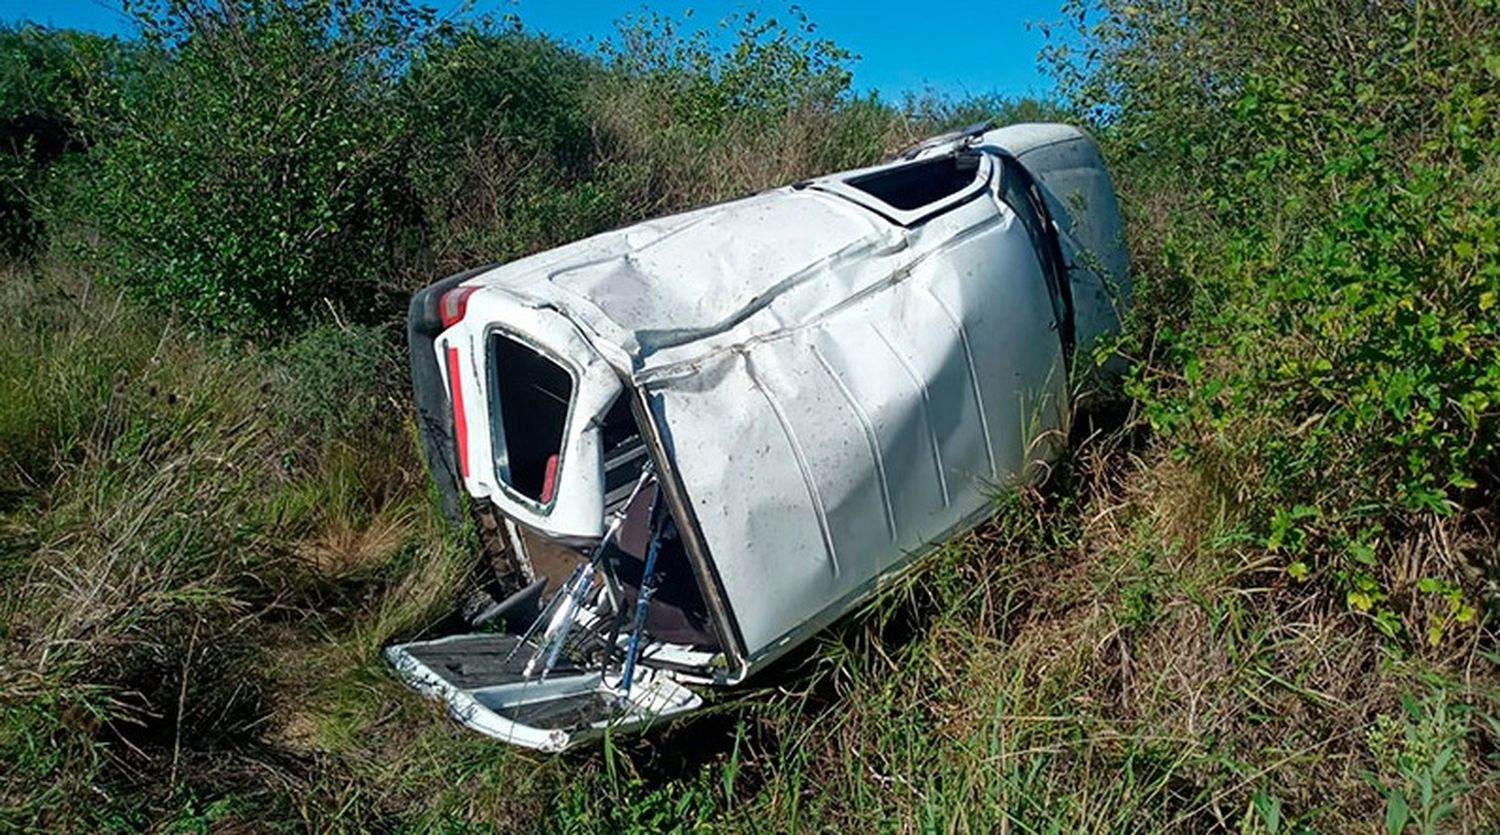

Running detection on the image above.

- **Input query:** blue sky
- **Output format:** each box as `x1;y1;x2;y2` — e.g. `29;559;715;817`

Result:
0;0;1063;100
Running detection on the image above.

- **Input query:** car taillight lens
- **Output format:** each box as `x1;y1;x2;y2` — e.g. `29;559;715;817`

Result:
439;286;478;327
446;345;470;479
540;454;559;504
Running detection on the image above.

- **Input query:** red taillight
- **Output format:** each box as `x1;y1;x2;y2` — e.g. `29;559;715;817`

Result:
540;454;559;504
446;345;470;479
439;286;478;327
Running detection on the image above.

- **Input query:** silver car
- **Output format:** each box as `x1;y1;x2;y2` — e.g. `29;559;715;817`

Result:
389;122;1130;751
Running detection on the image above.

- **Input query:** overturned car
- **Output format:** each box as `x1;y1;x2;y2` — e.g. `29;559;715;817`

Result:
388;123;1129;751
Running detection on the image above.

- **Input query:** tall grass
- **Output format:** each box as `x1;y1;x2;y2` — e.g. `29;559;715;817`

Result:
0;1;1497;831
0;262;482;828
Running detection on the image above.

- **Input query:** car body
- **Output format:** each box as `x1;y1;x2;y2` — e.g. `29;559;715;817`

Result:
387;123;1129;751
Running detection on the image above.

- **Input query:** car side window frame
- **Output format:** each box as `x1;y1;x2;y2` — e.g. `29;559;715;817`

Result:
997;155;1075;362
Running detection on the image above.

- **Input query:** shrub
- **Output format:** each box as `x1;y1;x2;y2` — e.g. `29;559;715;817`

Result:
603;8;856;138
588;9;899;215
1050;0;1500;637
400;24;634;267
51;0;433;335
0;26;98;258
403;22;598;197
273;321;402;444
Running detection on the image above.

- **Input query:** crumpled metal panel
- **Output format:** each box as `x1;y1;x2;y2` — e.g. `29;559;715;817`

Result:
444;190;891;377
642;197;1067;662
548;190;880;340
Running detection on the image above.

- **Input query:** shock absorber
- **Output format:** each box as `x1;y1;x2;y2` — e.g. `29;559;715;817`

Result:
615;485;669;702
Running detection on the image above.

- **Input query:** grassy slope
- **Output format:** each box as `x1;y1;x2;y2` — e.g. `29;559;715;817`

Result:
1;252;1495;833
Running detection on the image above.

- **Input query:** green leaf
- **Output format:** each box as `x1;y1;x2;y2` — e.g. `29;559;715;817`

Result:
1252;789;1282;834
1384;788;1408;835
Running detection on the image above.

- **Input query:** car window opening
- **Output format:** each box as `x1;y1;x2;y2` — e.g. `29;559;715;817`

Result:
844;151;981;211
599;392;649;513
491;332;573;503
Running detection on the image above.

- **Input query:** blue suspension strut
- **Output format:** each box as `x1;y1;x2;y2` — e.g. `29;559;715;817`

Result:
616;483;668;702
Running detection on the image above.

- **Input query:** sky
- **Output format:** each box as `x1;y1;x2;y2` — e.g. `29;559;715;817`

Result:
0;0;1064;100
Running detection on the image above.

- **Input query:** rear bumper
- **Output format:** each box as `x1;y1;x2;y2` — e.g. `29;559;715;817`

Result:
407;265;494;522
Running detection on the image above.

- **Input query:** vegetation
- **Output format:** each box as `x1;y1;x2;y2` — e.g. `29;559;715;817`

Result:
1;0;1497;831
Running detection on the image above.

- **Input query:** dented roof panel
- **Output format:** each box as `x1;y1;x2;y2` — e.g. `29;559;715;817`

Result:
547;190;883;338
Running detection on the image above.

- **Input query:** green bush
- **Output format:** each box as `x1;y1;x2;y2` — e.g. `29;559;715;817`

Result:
403;22;598;198
0;26;100;258
585;9;898;216
52;0;432;335
273;321;401;443
401;24;638;266
603;8;856;139
1052;0;1500;636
